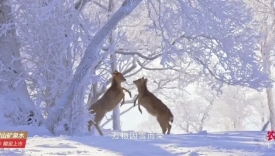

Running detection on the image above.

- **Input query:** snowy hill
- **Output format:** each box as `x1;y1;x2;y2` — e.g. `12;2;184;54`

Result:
0;125;274;156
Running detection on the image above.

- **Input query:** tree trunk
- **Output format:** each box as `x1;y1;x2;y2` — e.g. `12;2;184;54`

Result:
0;0;37;125
261;41;275;130
45;0;143;134
111;54;121;131
107;0;121;131
266;88;275;130
261;120;269;131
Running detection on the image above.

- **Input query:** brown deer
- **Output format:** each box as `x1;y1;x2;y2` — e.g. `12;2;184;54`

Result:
132;77;173;134
88;70;131;135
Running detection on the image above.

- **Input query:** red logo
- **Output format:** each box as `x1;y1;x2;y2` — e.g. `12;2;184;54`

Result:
267;130;275;141
0;131;28;148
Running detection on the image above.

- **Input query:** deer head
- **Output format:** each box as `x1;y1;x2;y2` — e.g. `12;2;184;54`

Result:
112;70;126;83
133;77;147;87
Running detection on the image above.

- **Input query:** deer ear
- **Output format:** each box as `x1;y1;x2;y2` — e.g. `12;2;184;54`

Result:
112;70;118;76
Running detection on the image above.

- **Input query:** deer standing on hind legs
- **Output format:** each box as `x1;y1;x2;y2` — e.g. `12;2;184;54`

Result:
131;77;174;134
88;70;131;136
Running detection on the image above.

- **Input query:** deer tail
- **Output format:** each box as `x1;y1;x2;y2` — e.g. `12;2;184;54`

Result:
166;108;173;124
169;115;173;124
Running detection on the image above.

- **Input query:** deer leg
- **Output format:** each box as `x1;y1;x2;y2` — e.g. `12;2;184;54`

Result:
167;122;172;134
138;102;142;114
88;120;93;131
157;117;167;134
122;87;132;98
88;120;103;136
138;106;142;114
133;94;139;107
94;122;104;136
88;111;105;135
120;94;125;107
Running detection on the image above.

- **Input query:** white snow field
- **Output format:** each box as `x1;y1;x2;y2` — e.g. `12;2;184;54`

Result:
0;125;275;156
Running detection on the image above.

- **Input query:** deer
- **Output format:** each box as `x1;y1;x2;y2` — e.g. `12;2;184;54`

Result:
88;70;131;136
132;77;173;134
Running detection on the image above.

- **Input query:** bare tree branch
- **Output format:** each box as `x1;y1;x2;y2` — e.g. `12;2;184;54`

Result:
136;59;178;71
75;0;91;11
93;1;108;10
171;34;217;45
102;47;162;60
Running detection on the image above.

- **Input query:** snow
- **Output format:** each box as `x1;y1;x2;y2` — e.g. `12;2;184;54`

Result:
0;125;274;156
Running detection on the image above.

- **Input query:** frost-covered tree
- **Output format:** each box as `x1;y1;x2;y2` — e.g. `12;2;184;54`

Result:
145;0;272;91
169;84;215;133
0;0;40;126
12;0;98;134
44;0;143;134
246;0;275;130
210;87;252;131
245;90;268;130
206;86;268;131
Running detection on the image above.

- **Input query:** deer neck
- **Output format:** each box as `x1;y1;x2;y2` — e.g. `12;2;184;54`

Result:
110;78;121;89
138;84;148;95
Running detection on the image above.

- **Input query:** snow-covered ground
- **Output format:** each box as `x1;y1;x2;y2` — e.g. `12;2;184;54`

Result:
0;125;274;156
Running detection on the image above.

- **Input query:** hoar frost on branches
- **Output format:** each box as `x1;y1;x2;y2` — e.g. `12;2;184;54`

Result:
45;0;143;134
14;0;90;113
1;0;98;133
148;0;272;92
0;0;40;126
